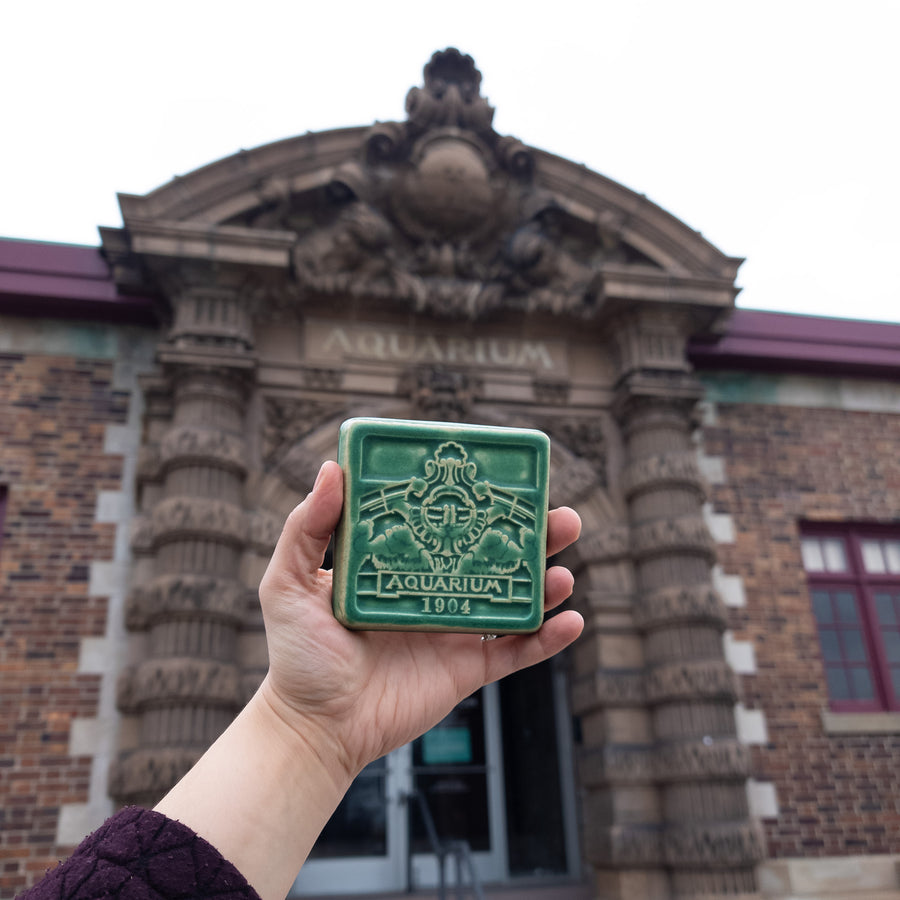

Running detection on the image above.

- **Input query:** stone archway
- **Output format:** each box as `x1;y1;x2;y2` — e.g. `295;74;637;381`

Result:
104;47;761;900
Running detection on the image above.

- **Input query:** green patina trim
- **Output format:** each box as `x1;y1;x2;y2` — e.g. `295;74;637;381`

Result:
698;371;781;405
0;316;156;360
698;370;900;414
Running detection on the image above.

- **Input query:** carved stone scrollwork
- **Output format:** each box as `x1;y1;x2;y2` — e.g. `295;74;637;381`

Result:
109;746;202;801
586;823;663;868
572;668;646;714
276;443;327;493
289;49;605;321
662;821;766;868
549;457;598;509
405;48;495;137
301;367;344;390
126;575;245;630
630;515;715;561
532;378;570;405
644;659;738;705
130;515;154;555
548;416;606;482
263;397;341;469
580;745;654;787
633;584;728;632
136;444;162;483
150;496;245;546
246;509;284;553
573;524;630;567
117;658;241;714
160;425;247;475
621;451;705;500
399;365;484;422
654;739;752;783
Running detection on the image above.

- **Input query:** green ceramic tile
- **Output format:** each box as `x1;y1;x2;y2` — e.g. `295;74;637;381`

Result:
333;417;550;634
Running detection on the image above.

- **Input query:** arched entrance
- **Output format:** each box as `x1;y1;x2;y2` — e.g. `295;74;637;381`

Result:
106;48;761;899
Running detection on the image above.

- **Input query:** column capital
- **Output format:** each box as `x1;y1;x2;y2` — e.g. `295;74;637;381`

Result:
612;370;705;427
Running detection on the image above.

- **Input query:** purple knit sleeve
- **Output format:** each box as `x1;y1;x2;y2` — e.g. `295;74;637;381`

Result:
17;807;261;900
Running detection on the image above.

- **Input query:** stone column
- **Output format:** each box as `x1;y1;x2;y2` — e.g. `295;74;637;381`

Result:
111;280;254;806
615;368;762;899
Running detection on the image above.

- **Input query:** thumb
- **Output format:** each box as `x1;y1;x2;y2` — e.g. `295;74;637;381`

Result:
267;461;344;588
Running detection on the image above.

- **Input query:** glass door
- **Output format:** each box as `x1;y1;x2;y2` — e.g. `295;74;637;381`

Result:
291;684;506;896
291;751;409;895
408;684;507;889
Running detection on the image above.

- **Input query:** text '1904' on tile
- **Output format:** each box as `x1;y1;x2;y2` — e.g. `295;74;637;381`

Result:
333;417;550;634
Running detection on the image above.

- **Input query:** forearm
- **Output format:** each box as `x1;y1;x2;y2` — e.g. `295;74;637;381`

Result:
154;684;352;900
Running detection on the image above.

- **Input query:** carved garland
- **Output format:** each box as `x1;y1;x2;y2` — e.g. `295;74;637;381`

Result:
117;658;242;714
126;575;246;630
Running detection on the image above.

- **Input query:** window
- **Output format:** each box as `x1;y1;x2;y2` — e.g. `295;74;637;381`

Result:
802;526;900;712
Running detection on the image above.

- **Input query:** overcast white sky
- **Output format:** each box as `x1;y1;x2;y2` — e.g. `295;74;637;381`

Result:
2;1;898;323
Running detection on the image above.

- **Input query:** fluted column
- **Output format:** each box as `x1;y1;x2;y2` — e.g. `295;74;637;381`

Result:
615;371;762;899
112;278;255;807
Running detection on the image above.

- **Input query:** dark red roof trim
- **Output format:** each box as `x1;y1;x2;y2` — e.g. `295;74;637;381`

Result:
688;309;900;378
0;238;157;325
2;239;898;375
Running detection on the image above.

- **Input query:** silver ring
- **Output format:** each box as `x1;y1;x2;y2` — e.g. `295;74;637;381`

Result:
481;633;498;642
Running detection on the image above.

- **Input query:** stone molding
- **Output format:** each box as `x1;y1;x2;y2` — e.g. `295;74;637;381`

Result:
633;584;728;632
168;284;254;350
150;496;246;546
644;659;738;705
130;514;154;555
136;444;163;483
301;366;344;390
573;525;630;567
580;745;654;786
125;574;246;630
662;820;765;868
621;451;705;500
630;514;716;562
532;377;570;405
586;823;663;868
159;424;247;475
581;739;751;787
109;746;203;800
654;739;751;782
572;668;645;713
117;658;242;713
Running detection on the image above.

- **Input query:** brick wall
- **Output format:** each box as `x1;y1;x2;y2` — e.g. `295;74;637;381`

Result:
0;352;129;896
704;401;900;859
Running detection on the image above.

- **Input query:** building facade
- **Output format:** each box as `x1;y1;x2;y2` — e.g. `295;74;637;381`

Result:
2;50;900;900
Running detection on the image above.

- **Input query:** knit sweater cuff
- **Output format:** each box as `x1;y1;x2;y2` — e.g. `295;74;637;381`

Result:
18;806;261;900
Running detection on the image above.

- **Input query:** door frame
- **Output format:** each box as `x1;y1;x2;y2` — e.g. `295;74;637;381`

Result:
291;684;507;896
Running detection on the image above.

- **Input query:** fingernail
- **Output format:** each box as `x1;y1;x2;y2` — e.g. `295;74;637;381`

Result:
313;462;327;491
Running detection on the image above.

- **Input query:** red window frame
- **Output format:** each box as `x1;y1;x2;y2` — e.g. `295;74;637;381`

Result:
801;523;900;713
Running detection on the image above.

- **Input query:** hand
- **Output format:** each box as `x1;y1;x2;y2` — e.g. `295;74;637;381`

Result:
257;460;584;786
156;459;583;900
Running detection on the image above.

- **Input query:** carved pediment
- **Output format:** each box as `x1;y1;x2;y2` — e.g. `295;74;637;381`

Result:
105;49;741;323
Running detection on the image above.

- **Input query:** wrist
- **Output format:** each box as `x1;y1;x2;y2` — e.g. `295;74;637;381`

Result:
253;675;359;794
154;682;354;900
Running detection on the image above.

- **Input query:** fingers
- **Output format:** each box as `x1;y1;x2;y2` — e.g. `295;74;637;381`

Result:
481;609;584;685
268;461;344;587
547;506;581;557
544;565;574;612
